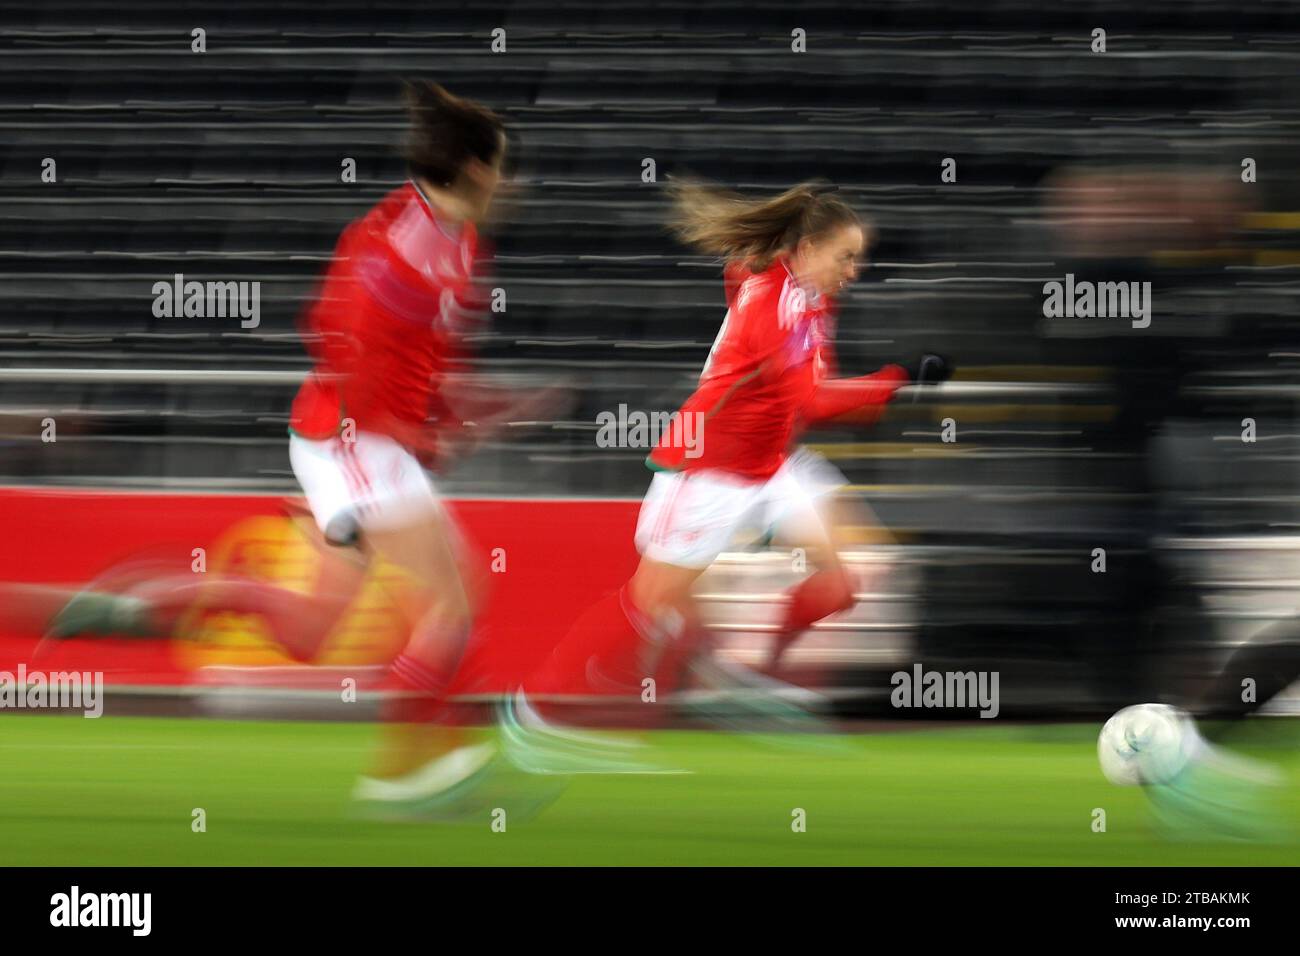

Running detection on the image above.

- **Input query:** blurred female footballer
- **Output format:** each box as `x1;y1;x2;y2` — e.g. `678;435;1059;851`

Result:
281;80;529;805
506;179;951;763
22;82;551;810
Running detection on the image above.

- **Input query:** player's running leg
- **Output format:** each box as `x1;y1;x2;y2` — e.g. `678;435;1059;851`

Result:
352;506;496;800
286;426;498;809
501;470;751;773
498;556;705;774
677;457;854;735
763;448;886;675
32;516;369;664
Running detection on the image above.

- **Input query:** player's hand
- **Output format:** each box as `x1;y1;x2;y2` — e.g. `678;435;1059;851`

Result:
905;353;953;386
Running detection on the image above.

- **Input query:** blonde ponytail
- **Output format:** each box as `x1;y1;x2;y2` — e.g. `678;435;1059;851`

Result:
668;178;859;271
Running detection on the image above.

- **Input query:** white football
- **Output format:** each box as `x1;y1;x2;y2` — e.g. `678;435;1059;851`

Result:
1098;703;1196;786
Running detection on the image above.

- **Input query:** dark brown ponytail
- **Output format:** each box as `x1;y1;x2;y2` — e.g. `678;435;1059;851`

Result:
400;80;506;187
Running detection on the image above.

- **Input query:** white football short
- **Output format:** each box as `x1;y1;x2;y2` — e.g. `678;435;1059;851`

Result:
634;447;848;569
289;431;442;543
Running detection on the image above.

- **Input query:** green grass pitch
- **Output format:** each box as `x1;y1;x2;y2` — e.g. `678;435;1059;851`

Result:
1;715;1296;865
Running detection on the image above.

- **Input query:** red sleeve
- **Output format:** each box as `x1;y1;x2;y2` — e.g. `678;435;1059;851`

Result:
802;364;909;426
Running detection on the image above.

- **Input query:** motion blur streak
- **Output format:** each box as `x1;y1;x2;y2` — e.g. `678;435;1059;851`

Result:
0;0;1298;863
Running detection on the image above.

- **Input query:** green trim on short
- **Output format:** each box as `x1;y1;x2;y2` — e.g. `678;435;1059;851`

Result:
645;456;681;474
287;425;342;440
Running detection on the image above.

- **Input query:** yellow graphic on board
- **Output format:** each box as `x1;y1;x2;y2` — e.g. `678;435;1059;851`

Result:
175;516;411;669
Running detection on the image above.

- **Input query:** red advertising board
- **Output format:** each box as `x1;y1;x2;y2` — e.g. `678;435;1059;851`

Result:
0;488;642;692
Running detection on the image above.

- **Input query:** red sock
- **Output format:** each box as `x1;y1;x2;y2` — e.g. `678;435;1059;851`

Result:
386;652;454;724
525;586;651;697
648;619;709;697
769;569;856;668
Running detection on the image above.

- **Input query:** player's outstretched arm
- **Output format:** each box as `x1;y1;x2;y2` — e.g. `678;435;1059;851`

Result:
802;364;909;426
802;353;954;426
